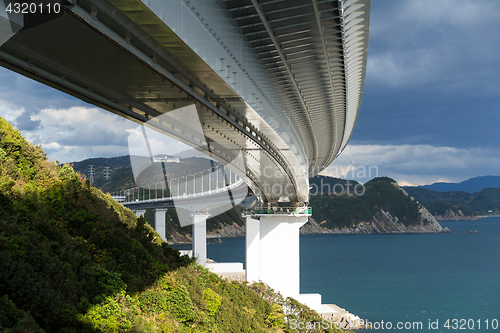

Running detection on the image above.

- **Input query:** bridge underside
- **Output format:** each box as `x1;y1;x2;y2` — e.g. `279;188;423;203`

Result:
223;0;369;176
0;0;369;206
0;0;307;204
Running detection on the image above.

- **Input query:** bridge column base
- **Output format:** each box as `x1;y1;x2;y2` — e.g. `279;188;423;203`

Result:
245;214;308;300
192;213;210;266
154;208;168;242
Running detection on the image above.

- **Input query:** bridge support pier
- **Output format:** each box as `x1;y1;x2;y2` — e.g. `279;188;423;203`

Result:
245;213;308;300
154;208;168;242
134;209;146;217
192;213;210;267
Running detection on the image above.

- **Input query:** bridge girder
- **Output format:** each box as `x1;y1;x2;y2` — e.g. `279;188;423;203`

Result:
0;0;370;205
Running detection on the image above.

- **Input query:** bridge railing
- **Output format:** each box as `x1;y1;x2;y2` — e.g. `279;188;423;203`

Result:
111;164;242;204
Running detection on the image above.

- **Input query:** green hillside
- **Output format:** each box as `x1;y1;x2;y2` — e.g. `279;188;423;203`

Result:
467;187;500;214
310;177;424;229
0;117;339;333
405;186;500;216
403;187;473;216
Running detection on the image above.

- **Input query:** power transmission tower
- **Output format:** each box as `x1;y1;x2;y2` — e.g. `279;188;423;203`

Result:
88;165;95;184
102;166;112;180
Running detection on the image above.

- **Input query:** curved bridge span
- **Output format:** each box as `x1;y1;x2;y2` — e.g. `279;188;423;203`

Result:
0;0;369;206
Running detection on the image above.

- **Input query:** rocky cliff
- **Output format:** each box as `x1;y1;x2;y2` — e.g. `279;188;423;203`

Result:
434;209;476;221
207;222;246;238
301;205;449;235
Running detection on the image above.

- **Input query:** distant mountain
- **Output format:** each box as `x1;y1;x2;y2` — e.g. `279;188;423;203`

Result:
405;186;500;219
406;176;500;193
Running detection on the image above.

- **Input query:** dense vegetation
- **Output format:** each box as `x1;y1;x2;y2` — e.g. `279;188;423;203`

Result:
0;117;340;332
405;186;500;216
310;177;423;229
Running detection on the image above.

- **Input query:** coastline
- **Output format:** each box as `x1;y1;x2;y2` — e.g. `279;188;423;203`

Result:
168;213;451;245
475;214;500;218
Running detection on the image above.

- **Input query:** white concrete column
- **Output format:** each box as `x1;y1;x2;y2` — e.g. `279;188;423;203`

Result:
245;215;261;283
154;208;168;241
192;213;210;266
134;209;146;217
249;214;308;300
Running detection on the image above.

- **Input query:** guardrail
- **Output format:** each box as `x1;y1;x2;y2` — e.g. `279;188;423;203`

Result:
246;206;312;216
111;164;242;204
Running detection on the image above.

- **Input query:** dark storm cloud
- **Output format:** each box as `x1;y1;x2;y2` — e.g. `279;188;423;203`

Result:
14;109;42;131
350;0;500;150
0;67;88;112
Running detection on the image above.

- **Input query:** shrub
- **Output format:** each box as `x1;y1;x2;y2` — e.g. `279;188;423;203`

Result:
83;291;133;333
203;288;222;316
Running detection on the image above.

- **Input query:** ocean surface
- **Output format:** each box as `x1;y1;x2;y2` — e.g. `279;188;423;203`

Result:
179;217;500;332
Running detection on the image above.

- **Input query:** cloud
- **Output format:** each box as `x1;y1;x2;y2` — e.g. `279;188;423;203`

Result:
322;144;500;186
366;49;441;87
8;106;138;162
1;105;194;163
42;145;132;164
127;124;191;158
30;107;135;147
0;100;22;124
351;0;500;152
366;0;500;91
14;109;42;131
0;67;89;115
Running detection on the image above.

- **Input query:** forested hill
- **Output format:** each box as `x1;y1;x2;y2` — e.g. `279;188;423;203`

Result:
306;177;446;234
405;186;500;218
0;117;338;333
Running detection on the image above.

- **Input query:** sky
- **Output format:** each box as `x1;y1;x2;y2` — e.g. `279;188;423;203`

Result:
1;0;500;186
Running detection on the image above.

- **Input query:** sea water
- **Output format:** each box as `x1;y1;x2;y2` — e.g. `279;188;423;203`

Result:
204;217;500;332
